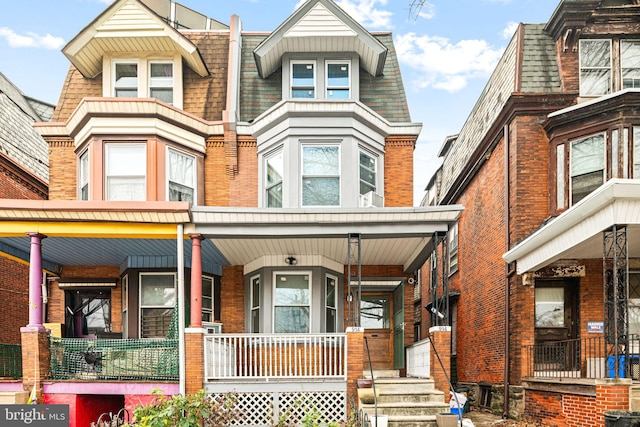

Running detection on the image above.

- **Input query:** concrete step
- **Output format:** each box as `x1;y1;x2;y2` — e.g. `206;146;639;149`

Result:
363;413;441;427
363;369;400;379
362;401;450;417
372;377;438;394
376;389;445;404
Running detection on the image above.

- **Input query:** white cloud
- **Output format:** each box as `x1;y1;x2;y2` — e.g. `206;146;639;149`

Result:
395;32;504;92
0;27;64;50
501;21;519;40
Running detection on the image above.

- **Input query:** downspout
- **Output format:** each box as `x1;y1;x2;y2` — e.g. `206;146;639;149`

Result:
177;223;186;396
223;15;242;175
503;124;510;419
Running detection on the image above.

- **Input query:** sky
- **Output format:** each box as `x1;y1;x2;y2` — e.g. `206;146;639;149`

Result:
0;0;561;205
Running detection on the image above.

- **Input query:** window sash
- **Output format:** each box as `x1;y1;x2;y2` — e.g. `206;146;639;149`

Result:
266;150;283;208
140;273;176;338
302;145;340;206
251;276;260;333
326;275;337;333
359;151;376;195
326;62;350;99
570;134;605;205
202;276;214;323
291;62;315;98
579;40;611;96
79;150;89;200
105;143;146;201
149;62;174;104
274;273;310;333
622;40;640;89
168;148;195;203
449;223;459;273
114;62;138;97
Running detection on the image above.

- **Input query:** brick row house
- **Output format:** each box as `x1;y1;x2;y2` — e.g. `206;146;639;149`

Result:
419;0;640;425
0;0;462;425
0;72;50;347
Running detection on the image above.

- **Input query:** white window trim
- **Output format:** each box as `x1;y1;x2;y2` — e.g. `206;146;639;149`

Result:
579;39;612;97
105;55;183;108
166;146;196;205
325;60;351;99
138;272;176;338
79;149;89;200
290;60;317;99
301;143;341;207
272;271;312;333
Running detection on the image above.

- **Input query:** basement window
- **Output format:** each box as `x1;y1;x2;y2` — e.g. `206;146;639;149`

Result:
479;382;492;409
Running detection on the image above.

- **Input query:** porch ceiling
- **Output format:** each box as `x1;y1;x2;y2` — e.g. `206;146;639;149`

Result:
503;179;640;274
187;206;464;273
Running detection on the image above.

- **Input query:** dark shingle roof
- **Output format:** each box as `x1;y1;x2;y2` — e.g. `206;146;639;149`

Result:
520;24;562;93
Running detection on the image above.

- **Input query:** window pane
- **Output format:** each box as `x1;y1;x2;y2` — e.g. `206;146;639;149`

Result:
141;274;176;307
169;182;193;203
622;41;640;89
141;308;173;338
80;151;89;201
107;144;146;176
274;306;309;333
556;145;565;209
107;177;146;201
266;151;283;208
327;63;349;86
629;273;640;335
635;128;640;178
535;288;564;327
580;40;611;96
292;63;314;86
360;151;376;195
267;183;282;208
115;63;138;97
303;146;339;175
326;277;336;308
571;134;604;204
302;177;340;206
360;296;389;329
274;274;309;305
150;88;173;104
150;63;173;78
580;69;611;95
168;149;194;202
251;277;260;309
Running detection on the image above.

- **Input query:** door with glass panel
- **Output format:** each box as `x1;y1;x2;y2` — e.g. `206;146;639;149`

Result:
361;294;393;370
534;279;578;371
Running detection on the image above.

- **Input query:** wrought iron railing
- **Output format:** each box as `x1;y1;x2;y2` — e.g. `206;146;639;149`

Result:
524;335;640;380
50;337;178;381
204;333;347;381
406;338;431;378
0;343;22;379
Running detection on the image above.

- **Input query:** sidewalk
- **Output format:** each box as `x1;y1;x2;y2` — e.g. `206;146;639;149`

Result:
463;410;505;426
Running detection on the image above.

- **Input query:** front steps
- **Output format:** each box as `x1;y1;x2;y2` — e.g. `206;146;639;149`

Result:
359;371;451;427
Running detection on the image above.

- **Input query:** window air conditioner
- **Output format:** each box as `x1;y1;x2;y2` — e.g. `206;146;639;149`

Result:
359;191;384;207
203;322;222;334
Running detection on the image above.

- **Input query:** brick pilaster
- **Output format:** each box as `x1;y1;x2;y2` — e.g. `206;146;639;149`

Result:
429;326;451;400
185;329;205;394
20;329;50;403
347;328;364;419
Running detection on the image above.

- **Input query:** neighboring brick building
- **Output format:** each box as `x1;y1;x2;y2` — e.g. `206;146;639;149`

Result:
0;73;50;345
419;0;640;425
0;0;461;425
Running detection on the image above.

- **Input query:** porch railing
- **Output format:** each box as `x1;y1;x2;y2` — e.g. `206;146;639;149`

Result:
525;335;640;380
406;338;431;378
0;344;22;379
49;337;178;381
204;333;347;381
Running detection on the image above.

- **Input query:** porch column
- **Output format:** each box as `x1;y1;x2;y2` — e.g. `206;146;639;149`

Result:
346;327;364;420
26;232;46;331
189;234;204;328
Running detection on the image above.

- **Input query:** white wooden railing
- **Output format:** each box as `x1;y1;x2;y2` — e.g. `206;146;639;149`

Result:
406;338;431;378
204;333;348;381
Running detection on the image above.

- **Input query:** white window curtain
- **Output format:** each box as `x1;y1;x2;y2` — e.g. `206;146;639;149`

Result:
106;143;146;201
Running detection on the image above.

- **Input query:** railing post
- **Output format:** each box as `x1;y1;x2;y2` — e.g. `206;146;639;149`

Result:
429;326;451;396
185;328;205;394
346;328;363;421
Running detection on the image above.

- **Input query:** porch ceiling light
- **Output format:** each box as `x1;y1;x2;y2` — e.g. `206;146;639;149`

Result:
285;256;298;265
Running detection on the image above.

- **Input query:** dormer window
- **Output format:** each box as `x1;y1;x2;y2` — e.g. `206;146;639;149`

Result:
291;61;316;98
326;61;350;99
108;57;181;107
579;39;640;96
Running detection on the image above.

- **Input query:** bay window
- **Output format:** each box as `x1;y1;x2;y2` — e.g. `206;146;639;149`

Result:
570;134;605;205
266;149;284;208
167;147;195;203
139;273;176;338
273;272;310;333
105;143;146;201
302;145;340;206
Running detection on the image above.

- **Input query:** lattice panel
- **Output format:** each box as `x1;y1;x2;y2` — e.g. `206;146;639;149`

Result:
278;391;346;425
209;392;273;426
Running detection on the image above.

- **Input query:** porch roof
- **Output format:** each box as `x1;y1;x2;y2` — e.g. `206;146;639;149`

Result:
503;179;640;274
187;206;463;274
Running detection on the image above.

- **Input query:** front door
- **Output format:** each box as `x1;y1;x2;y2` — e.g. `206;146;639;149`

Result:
393;282;405;370
361;294;393;370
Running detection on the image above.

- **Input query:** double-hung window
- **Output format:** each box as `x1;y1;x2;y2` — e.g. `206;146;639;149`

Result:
114;62;139;97
326;61;350;99
202;276;214;323
265;149;284;208
570;134;605;205
302;145;340;206
326;275;337;333
79;150;89;200
359;150;376;196
579;40;612;96
449;222;459;274
291;61;315;98
105;143;146;201
167;148;195;203
251;276;260;333
139;273;176;338
274;272;310;333
149;62;173;104
622;40;640;89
